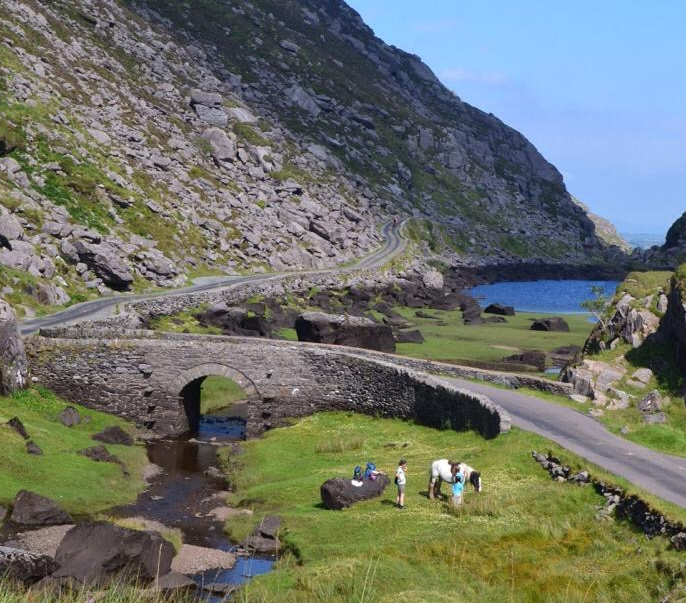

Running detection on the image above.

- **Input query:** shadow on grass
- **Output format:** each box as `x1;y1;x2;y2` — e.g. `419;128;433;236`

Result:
625;337;684;395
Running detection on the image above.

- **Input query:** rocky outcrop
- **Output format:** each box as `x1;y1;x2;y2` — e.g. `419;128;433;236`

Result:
0;299;27;394
295;311;395;352
320;475;391;510
53;522;175;584
92;426;133;446
484;303;515;316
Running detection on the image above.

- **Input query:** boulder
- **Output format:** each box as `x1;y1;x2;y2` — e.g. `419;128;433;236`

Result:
320;475;391;510
631;368;654;385
26;441;43;456
0;299;28;394
395;329;424;344
78;445;122;465
503;350;547;371
0;546;58;585
9;490;73;526
189;89;222;107
638;390;663;414
200;127;236;163
7;416;30;440
643;412;666;425
422;269;444;291
484;303;515;316
243;534;280;553
92;426;133;446
530;317;570;332
156;571;197;593
295;311;395;353
70;241;133;290
196;303;272;337
256;515;281;539
59;406;81;427
53;522;174;584
171;544;236;575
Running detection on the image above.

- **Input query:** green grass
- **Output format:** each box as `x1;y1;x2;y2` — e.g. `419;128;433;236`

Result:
619;271;672;300
0;388;147;515
227;412;686;602
200;376;248;414
147;305;221;335
275;327;298;341
394;307;592;372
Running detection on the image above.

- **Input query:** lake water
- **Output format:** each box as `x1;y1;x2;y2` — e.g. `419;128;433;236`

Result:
467;280;621;314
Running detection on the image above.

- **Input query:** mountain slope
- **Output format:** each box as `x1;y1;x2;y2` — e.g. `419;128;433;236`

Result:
0;0;623;315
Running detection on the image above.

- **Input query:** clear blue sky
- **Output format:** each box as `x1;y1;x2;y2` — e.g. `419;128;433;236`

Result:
345;1;685;235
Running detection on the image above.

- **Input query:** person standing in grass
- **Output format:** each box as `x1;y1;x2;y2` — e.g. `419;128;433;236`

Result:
395;459;407;509
451;469;464;508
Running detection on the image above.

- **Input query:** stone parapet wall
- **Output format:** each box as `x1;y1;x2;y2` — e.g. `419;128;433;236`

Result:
26;329;510;439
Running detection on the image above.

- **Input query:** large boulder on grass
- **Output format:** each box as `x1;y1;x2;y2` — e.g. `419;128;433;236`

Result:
0;546;58;585
0;299;28;394
530;317;570;332
53;522;174;584
9;490;73;527
484;303;515;316
320;475;391;510
295;312;395;352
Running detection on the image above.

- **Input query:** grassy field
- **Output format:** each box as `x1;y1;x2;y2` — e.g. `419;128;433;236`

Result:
394;307;592;371
0;388;148;515
226;412;686;603
201;375;249;414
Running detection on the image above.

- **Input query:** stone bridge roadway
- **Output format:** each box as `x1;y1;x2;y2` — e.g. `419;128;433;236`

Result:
25;328;510;440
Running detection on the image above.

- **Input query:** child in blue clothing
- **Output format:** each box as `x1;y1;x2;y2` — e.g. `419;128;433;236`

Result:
451;470;464;508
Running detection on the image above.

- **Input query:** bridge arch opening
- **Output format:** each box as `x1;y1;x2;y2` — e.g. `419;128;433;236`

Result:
169;363;259;434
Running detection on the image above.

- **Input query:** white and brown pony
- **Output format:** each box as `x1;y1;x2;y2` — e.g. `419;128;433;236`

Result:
428;459;482;499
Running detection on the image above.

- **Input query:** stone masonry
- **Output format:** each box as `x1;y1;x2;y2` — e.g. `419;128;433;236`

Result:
25;327;510;439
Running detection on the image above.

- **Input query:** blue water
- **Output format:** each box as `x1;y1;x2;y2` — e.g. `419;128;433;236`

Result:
467;280;621;314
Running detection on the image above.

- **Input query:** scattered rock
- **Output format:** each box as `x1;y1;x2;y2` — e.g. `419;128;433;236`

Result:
92;426;134;446
530;317;569;332
2;524;74;558
631;368;653;384
156;571;197;593
58;406;81;427
26;441;43;456
171;544;236;575
502;350;546;371
0;546;58;585
7;416;30;440
295;311;395;353
643;412;666;425
638;390;663;414
78;445;122;465
484;303;515;316
395;329;424;344
243;534;280;553
9;490;73;527
53;522;175;584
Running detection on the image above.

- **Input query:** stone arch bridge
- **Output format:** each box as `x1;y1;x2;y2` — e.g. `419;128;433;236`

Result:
25;327;510;439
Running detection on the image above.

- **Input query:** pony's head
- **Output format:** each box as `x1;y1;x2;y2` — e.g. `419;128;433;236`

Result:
470;471;482;492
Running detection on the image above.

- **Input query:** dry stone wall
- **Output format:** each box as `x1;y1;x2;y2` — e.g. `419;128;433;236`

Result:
25;328;510;439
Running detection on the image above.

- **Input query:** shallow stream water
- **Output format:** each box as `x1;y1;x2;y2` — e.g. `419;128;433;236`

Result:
111;406;274;600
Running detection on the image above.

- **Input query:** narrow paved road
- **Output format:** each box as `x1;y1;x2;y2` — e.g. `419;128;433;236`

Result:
447;378;686;508
20;221;406;336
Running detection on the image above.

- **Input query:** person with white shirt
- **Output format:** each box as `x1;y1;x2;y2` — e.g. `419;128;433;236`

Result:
395;459;407;509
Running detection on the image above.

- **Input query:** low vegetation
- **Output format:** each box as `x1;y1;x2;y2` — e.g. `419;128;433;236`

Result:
226;412;686;602
0;388;147;514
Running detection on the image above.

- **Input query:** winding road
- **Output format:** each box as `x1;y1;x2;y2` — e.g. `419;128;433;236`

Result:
19;221;406;336
19;220;686;509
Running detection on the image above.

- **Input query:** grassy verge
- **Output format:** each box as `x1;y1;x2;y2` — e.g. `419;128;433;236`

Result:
227;412;686;602
0;388;147;515
200;375;248;414
394;307;591;371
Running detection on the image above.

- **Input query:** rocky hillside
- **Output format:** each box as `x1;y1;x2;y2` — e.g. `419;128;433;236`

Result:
0;0;624;315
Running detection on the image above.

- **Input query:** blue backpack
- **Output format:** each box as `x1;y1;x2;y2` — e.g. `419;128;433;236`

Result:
364;462;376;479
353;465;362;480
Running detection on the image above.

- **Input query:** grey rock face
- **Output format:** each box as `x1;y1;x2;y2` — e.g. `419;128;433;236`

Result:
194;104;229;127
71;240;134;290
0;299;28;394
201;127;236;163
